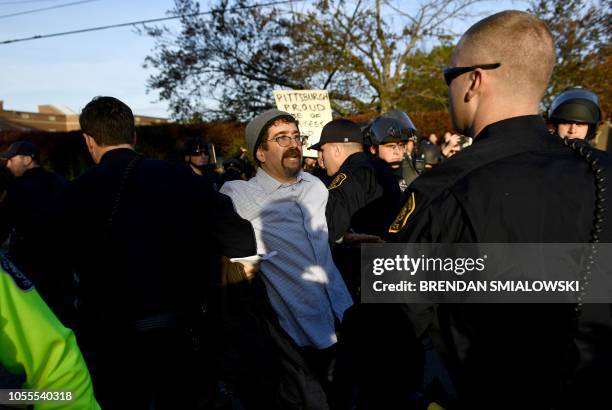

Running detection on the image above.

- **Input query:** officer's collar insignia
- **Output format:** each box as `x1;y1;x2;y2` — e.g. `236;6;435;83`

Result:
328;173;347;190
388;192;416;233
0;254;34;292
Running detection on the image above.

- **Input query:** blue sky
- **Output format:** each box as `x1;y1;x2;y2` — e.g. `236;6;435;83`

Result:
0;0;527;119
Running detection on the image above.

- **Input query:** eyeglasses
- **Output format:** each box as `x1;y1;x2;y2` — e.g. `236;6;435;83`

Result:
267;135;307;147
443;63;501;86
381;142;407;152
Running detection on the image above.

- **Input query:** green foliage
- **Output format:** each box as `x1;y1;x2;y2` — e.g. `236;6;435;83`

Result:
529;0;611;117
397;44;453;112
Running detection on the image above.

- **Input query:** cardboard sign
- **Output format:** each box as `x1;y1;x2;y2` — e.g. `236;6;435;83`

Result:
273;90;333;158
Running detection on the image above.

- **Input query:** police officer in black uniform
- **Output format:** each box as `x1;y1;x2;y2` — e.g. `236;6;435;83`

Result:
310;118;401;243
309;119;415;409
0;141;68;313
183;136;221;190
50;96;257;409
364;110;419;192
386;11;612;409
548;87;602;142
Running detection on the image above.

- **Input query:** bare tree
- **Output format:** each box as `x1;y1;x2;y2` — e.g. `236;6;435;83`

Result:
143;0;487;120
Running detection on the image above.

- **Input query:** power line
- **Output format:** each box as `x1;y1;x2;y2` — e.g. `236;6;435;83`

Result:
0;0;301;44
0;0;74;5
0;0;97;19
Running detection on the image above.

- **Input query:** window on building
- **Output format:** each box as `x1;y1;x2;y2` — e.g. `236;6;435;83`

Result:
20;113;29;119
49;116;56;121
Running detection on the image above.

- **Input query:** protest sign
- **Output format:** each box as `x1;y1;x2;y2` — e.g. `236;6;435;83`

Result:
273;90;333;158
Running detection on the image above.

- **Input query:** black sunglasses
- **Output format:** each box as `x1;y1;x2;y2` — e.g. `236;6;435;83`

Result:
443;63;501;86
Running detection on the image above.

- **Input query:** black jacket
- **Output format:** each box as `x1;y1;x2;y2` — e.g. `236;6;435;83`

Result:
0;167;66;294
389;116;612;409
325;152;401;242
52;148;256;325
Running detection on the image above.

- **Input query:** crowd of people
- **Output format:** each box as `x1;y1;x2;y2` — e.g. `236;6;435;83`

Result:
0;9;610;410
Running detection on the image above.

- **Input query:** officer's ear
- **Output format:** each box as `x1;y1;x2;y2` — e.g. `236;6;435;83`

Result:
466;69;484;102
83;133;95;152
334;143;342;157
82;133;101;163
369;145;376;155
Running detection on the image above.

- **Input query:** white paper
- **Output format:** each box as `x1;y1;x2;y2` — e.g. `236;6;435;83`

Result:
230;251;277;264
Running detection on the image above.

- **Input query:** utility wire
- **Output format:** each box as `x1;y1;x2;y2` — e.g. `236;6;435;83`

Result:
0;0;97;19
0;0;73;5
0;0;301;44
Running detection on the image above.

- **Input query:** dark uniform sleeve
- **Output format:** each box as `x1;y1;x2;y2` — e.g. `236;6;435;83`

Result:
0;186;17;245
396;189;474;243
181;165;257;258
206;191;257;258
388;188;475;339
326;167;383;242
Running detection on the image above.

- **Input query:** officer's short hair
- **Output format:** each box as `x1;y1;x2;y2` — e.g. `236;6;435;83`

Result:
457;10;555;101
79;96;135;146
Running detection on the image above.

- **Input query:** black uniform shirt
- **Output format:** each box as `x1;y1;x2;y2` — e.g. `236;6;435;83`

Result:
52;148;256;323
388;115;612;408
0;167;67;265
325;152;401;242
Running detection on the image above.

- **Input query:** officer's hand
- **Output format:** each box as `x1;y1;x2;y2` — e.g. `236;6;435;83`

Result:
238;262;259;279
343;232;386;244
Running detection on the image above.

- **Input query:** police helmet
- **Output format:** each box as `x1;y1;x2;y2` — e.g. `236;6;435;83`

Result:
184;136;210;156
223;158;243;172
381;109;418;135
420;144;441;165
364;112;417;146
548;88;601;138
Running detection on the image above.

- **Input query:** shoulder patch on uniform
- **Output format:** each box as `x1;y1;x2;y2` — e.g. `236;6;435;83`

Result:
0;254;34;292
328;173;347;190
388;192;416;234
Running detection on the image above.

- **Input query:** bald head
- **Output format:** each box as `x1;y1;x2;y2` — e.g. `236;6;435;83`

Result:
454;10;555;102
320;142;363;176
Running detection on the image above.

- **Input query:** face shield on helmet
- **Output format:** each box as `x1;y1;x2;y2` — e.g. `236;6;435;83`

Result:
364;116;417;147
184;137;210;156
548;88;601;140
381;109;418;135
184;137;211;172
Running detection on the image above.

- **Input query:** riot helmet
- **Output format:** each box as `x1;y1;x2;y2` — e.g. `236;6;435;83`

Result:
381;109;418;136
184;136;210;156
364;116;416;147
183;136;211;174
548;88;601;140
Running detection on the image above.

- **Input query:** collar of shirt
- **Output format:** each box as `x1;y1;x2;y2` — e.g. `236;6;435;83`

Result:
253;167;309;194
473;115;553;147
342;151;369;169
99;148;137;165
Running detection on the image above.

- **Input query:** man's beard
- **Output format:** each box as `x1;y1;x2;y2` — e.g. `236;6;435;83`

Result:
281;147;302;177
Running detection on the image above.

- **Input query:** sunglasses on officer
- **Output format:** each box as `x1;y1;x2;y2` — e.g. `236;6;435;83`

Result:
443;63;501;86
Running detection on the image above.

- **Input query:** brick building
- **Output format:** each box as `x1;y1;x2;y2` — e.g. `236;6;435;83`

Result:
0;100;168;132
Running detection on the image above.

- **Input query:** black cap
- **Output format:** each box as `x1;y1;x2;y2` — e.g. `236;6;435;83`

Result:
308;119;362;151
0;141;39;160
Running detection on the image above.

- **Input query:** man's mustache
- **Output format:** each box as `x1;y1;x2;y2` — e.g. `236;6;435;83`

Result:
283;148;302;159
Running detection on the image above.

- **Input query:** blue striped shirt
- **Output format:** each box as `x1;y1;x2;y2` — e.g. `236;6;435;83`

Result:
220;169;353;348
